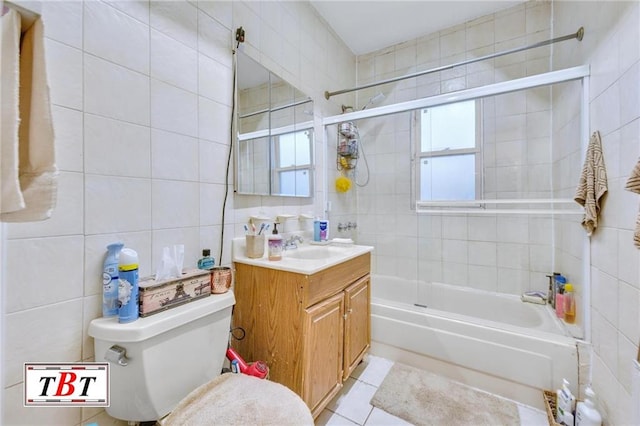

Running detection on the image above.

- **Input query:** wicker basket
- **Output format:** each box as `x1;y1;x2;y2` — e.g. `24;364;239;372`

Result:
543;390;562;426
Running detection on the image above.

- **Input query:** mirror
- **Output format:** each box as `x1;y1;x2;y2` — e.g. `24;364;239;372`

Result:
236;52;314;197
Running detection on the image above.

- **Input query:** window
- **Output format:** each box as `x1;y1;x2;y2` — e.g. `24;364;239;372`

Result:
272;130;312;197
416;100;481;202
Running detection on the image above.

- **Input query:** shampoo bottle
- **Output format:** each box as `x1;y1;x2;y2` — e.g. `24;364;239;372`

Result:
118;248;139;323
556;379;576;425
575;386;602;426
103;242;124;317
564;283;576;324
268;223;283;261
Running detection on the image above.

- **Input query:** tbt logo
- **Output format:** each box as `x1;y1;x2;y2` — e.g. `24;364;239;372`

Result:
24;363;109;407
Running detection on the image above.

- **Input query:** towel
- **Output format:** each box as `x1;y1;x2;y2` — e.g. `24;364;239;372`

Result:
625;159;640;248
1;8;25;214
574;131;608;236
1;11;58;222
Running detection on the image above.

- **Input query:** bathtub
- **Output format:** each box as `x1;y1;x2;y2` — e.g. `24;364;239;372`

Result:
369;275;578;409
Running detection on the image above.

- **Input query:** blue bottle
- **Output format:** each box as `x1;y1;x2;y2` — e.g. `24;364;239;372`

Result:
118;248;139;323
103;242;124;317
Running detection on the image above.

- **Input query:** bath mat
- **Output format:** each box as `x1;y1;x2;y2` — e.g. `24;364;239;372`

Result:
370;363;520;426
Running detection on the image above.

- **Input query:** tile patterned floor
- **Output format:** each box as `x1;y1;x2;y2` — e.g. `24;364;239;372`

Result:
315;355;550;426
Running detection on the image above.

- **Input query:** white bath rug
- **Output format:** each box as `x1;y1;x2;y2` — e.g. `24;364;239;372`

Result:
370;363;520;426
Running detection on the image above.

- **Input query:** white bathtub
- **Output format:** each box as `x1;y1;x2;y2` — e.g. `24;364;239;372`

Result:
370;275;578;409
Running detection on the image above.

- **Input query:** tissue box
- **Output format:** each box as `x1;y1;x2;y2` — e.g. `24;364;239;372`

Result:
138;269;211;317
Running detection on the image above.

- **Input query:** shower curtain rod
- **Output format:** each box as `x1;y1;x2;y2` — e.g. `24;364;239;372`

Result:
324;26;584;100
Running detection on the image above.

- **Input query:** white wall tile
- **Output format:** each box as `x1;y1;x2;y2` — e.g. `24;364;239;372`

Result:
84;54;150;126
104;0;150;24
199;54;232;105
6;172;84;239
82;294;101;362
5;236;84;313
199;183;225;227
152;180;200;229
198;10;232;66
4;299;83;387
42;1;83;48
85;175;151;235
150;29;198;93
618;280;640;345
151;79;198;137
51;105;83;172
468;241;497;266
198;96;231;142
84;0;150;74
3;382;81;425
199;140;231;184
45;39;83;110
150;0;198;48
151;129;199;181
84;114;151;178
197;1;233;29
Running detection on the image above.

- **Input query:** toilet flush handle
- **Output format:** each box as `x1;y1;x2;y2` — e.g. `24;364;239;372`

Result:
105;345;129;366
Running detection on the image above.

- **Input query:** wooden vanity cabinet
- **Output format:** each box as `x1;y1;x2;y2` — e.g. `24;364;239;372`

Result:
232;253;371;418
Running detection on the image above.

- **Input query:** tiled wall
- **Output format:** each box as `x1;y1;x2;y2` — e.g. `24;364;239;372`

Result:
552;2;640;424
332;1;558;296
1;1;353;425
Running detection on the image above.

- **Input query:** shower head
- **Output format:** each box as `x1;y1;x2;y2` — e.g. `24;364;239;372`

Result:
362;92;385;110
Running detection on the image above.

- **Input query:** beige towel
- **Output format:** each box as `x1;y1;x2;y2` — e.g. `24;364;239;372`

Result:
574;131;608;236
625;159;640;248
163;373;314;425
1;12;58;222
1;8;25;214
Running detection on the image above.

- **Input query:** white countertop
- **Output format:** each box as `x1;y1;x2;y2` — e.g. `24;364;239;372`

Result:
232;237;373;275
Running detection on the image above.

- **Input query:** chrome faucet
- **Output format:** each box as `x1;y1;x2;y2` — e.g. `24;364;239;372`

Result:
284;235;303;250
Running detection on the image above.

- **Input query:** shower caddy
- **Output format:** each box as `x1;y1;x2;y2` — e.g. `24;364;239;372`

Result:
337;121;359;171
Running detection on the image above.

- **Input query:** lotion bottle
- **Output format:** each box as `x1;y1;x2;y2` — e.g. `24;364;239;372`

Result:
575;386;602;426
268;223;283;261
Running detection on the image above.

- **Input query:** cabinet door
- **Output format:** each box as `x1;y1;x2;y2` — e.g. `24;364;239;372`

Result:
343;275;371;381
302;292;344;416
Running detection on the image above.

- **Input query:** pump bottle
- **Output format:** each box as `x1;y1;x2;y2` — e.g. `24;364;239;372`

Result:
575;386;602;426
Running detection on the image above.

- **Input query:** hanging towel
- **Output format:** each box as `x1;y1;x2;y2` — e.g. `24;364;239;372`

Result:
625;158;640;248
1;11;58;222
574;131;608;236
1;8;25;214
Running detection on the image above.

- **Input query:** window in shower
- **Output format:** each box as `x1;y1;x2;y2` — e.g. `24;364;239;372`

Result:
272;129;312;197
415;100;481;202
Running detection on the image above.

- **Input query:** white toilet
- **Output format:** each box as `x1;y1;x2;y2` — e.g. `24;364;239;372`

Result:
88;292;235;422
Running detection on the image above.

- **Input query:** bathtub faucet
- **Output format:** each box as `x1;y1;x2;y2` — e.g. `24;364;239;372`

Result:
284;235;303;250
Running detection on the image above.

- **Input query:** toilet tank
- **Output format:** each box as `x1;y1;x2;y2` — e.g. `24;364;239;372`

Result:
88;291;235;422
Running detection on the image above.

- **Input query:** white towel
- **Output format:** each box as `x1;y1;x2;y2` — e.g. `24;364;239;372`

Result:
1;11;58;222
625;158;640;248
1;8;25;214
574;131;608;236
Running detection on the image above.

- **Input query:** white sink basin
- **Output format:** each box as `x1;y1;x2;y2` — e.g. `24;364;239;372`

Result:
232;238;373;274
285;246;336;260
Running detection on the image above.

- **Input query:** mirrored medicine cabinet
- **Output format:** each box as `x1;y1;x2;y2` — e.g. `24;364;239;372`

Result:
236;52;314;197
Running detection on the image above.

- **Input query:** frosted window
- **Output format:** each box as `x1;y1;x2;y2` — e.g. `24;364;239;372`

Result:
420;154;476;200
417;100;479;201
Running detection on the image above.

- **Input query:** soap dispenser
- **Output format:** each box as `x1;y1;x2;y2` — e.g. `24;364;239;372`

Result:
268;223;283;261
